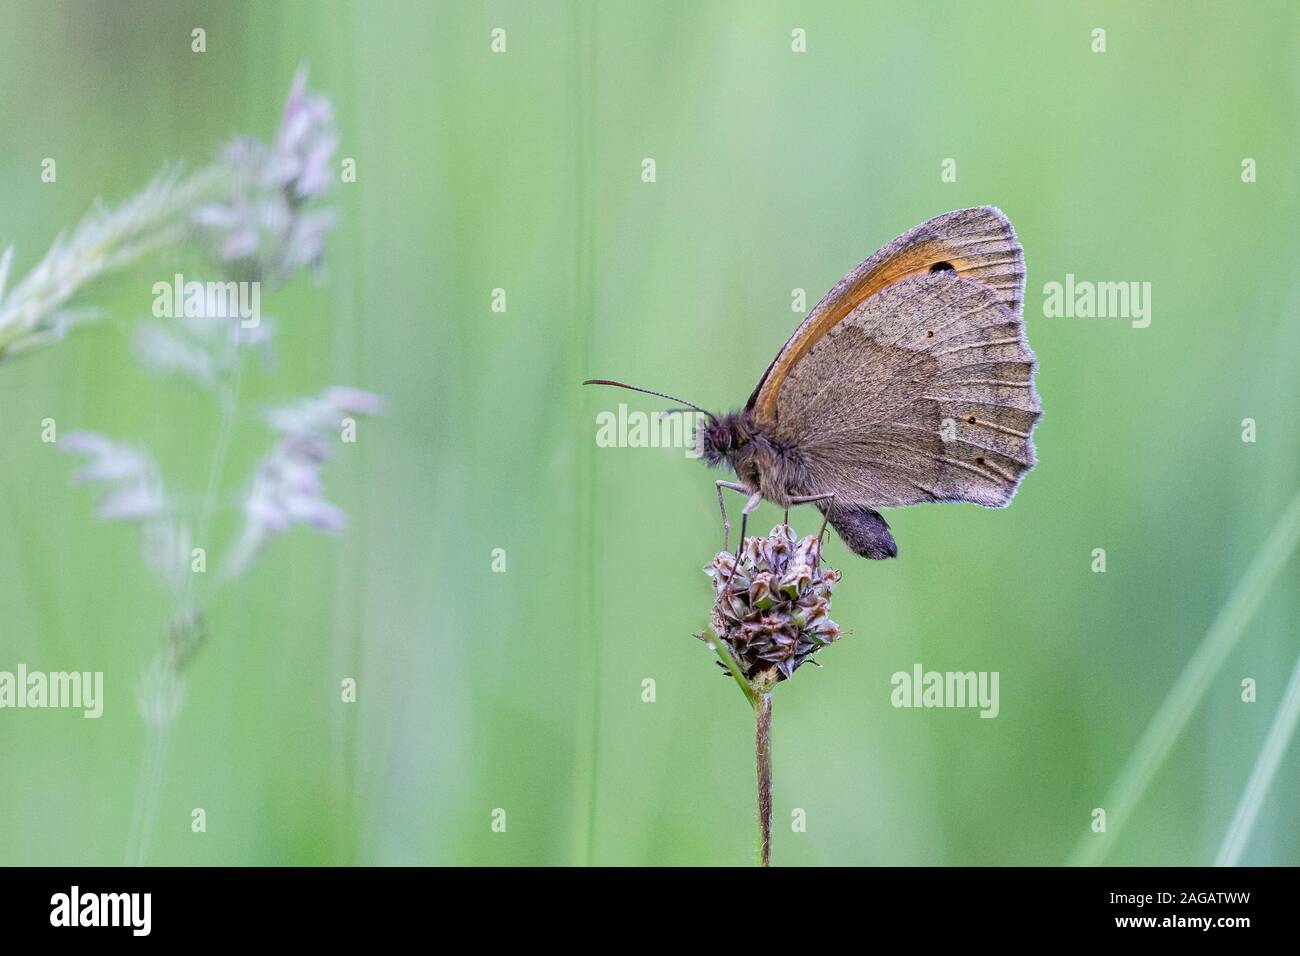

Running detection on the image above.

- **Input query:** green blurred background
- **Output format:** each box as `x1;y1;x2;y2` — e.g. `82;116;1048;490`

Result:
0;0;1296;866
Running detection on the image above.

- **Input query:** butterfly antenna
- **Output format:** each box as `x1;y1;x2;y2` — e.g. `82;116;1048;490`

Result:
582;379;716;422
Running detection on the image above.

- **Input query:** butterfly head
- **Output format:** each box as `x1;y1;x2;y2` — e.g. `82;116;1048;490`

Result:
699;411;752;467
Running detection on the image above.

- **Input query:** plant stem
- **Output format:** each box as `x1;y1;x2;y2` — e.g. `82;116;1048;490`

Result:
756;691;772;867
129;335;241;866
124;705;175;866
191;322;243;601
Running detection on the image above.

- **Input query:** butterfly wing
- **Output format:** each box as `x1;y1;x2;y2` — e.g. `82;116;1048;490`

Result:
749;206;1025;424
777;270;1040;522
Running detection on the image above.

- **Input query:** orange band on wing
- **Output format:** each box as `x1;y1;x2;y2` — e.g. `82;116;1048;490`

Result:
755;240;974;422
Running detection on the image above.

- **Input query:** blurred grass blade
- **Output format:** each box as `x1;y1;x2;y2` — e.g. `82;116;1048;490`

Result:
1069;488;1300;866
1214;652;1300;866
568;0;600;868
0;167;218;357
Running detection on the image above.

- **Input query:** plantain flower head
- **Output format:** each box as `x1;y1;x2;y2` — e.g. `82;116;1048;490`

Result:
705;523;843;688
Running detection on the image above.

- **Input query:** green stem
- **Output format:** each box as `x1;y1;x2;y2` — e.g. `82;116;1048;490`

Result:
129;332;241;865
189;323;243;605
124;692;176;866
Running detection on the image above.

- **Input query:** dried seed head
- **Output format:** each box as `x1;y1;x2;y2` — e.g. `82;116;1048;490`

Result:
704;523;843;688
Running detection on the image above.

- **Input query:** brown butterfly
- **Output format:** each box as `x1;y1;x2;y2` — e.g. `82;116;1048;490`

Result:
585;206;1041;559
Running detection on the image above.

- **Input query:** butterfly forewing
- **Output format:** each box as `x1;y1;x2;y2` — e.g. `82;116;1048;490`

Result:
749;206;1025;424
773;271;1040;510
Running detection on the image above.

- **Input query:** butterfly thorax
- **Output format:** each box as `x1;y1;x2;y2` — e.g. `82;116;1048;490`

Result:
700;410;808;506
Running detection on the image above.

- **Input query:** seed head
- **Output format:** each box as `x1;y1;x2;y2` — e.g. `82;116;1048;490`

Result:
704;523;843;688
194;67;338;284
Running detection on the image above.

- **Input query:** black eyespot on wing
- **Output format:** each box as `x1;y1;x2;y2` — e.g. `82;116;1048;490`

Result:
929;261;955;273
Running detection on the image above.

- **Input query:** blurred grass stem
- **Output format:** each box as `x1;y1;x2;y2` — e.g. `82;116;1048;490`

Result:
129;328;243;865
1069;488;1300;865
1215;652;1300;866
124;704;175;866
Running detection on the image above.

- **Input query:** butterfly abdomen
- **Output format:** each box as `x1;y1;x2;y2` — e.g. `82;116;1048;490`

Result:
820;502;898;559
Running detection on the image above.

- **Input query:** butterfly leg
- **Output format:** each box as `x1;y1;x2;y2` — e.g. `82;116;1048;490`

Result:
715;480;749;553
736;491;763;548
724;491;764;592
787;491;836;564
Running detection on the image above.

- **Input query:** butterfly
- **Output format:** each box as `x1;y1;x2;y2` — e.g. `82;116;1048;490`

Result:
585;206;1041;559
